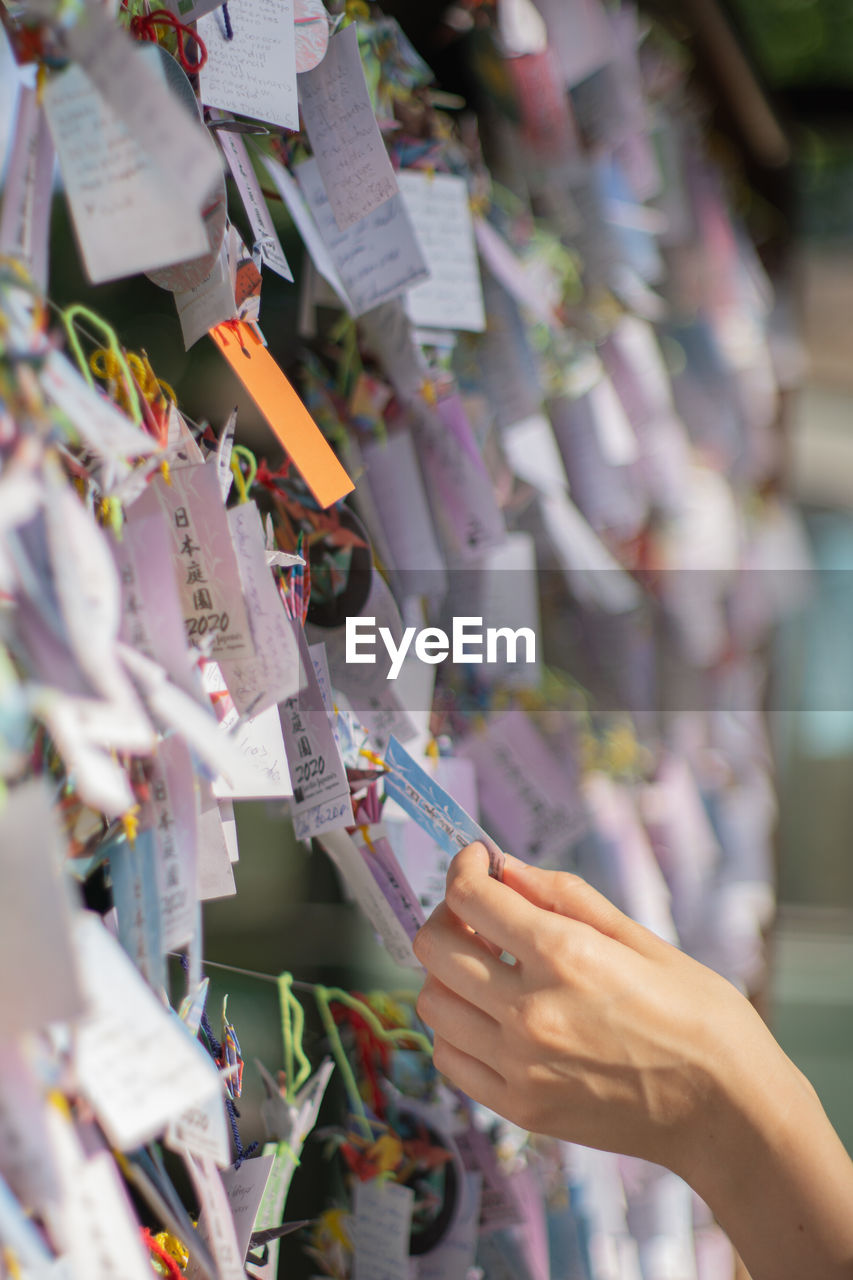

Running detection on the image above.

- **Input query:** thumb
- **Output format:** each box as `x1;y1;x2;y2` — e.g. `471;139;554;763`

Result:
501;852;663;958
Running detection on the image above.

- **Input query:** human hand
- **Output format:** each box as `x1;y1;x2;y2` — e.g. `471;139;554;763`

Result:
412;842;777;1179
414;843;853;1280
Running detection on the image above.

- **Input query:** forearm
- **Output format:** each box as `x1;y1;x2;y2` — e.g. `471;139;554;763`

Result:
683;1028;853;1280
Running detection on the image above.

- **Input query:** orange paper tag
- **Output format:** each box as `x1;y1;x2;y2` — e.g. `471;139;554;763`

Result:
209;320;354;509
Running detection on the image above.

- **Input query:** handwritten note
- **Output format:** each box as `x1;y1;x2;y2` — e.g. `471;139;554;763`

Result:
295;156;428;316
0;781;84;1035
219;1154;275;1260
262;154;349;305
352;1178;414;1280
183;1153;245;1280
212;703;292;801
62;15;222;202
73;912;223;1151
397;171;485;332
459;708;586;865
199;0;298;130
217;126;292;280
282;621;350;819
0;85;54;292
43;64;209;284
298;23;398;230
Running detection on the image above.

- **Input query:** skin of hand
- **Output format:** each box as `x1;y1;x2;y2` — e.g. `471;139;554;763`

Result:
412;842;853;1280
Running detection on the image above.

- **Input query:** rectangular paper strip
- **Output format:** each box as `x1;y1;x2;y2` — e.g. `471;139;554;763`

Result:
210;320;354;508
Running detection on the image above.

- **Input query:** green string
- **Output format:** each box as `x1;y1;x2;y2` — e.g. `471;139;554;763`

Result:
277;973;312;1104
60;303;143;425
314;984;373;1141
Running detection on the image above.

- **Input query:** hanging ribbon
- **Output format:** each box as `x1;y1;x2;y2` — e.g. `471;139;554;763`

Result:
129;9;208;75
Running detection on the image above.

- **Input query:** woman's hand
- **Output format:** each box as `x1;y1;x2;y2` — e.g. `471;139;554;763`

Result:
413;843;853;1280
412;841;764;1176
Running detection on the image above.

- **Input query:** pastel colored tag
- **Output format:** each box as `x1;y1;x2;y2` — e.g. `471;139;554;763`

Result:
383;735;505;880
210;321;353;509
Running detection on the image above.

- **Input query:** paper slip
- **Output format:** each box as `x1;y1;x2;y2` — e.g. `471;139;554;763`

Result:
197;780;238;900
384;756;476;916
166;1087;231;1169
0;781;85;1035
73;912;223;1151
383;736;505;881
418;1173;482;1280
534;0;613;88
148;734;199;952
474;217;560;328
298;23;398;231
109;829;166;993
43;483;153;745
183;1154;246;1280
318;829;419;968
216;127;292;280
0;1170;57;1275
199;0;297;131
0;1041;60;1213
218;1155;275;1260
501;412;568;497
356;300;430;403
352;1178;414;1280
113;508;202;700
142;463;255;660
351;823;425;944
212;703;293;801
60;1150;155;1280
409;396;505;565
210;321;354;510
262;155;349;307
218;501;299;717
295;156;428;317
459;708;586;865
0;85;54;293
397;171;485;332
174;240;237;351
63;11;221;203
43;63;209;285
360;429;446;592
281;621;350;819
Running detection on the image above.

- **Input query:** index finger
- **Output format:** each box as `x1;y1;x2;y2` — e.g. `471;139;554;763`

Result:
445;843;549;960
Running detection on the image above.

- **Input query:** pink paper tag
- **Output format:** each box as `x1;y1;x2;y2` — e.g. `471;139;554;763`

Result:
139;464;255;660
459;708;585;865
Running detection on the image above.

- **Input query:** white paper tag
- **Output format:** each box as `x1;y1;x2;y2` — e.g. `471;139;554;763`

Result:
295;156;428;316
43;63;209;285
261;153;350;307
199;0;298;131
298;23;398;231
196;780;238;900
352;1178;414;1280
317;829;419;968
183;1153;246;1280
165;1088;231;1169
142;464;255;660
72;912;223;1151
0;84;55;293
217;126;292;280
0;781;85;1035
398;171;485;332
218;501;299;717
219;1154;275;1260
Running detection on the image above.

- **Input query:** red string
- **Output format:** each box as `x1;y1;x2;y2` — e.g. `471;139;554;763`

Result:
140;1228;183;1280
129;9;207;74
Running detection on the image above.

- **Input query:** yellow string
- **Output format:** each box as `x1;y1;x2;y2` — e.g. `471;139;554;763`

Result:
61;304;142;425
